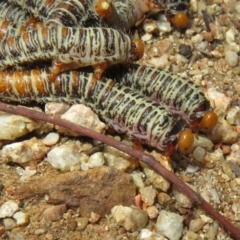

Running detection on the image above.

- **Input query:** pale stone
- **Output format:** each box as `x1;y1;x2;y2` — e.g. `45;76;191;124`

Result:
111;205;148;232
156;210;184;240
0;200;19;218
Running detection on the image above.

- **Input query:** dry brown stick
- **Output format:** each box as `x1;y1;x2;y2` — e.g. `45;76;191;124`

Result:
0;102;239;239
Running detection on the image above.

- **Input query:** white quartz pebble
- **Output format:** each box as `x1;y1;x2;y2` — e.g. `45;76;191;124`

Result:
225;50;238;67
111;205;148;232
42;132;59;146
88;152;105;168
156;210;184;240
13;211;30;226
0;200;19;218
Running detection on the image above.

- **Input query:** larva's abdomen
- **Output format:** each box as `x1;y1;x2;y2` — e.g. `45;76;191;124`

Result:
0;1;32;24
45;0;102;27
111;64;211;128
6;0;60;21
0;69;183;152
0;25;139;71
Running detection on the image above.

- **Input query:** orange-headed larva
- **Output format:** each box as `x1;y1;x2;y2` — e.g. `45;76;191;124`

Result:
0;68;194;154
0;25;144;79
6;0;162;29
106;64;218;132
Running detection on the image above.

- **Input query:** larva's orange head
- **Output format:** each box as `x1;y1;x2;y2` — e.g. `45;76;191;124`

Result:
171;12;189;29
94;0;112;19
177;129;194;154
200;111;218;132
131;39;144;61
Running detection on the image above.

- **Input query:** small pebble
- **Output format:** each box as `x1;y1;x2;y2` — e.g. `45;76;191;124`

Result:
225;27;236;44
172;187;193;208
59;104;106;136
226;107;240;125
0;137;49;166
179;44;192;58
76;217;88;230
146;206;159;219
131;171;145;189
35;228;47;235
156;20;172;32
141;33;153;42
156;210;184;240
43;204;67;221
0;112;41;140
0;200;19;218
235;2;240;13
111;205;148;232
225;50;238;67
185;165;199;173
139;229;165;239
47;140;85;171
139;186;157;206
192;147;206;162
42;132;60;146
157;192;173;205
3;218;16;230
89;212;101;223
183;231;199;239
88;152;105;169
13;233;25;240
143;20;159;34
189;218;205;232
13;211;30;226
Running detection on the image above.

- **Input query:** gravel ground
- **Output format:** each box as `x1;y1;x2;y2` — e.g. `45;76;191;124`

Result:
0;0;240;239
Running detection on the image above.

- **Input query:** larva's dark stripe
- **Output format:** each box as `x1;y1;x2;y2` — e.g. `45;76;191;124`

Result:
0;1;32;24
45;0;102;27
0;69;183;151
0;25;136;70
6;0;59;21
0;18;40;41
107;64;211;127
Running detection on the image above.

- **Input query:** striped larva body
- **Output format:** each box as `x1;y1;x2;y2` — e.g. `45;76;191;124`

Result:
6;0;60;22
6;0;162;29
95;0;162;31
0;25;143;74
0;18;42;41
44;0;103;27
0;69;190;153
108;64;217;131
0;1;33;24
7;0;102;27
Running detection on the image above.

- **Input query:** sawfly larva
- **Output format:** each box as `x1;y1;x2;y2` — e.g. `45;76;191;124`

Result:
0;68;194;154
0;25;144;80
107;64;218;132
6;0;103;27
6;0;162;29
95;0;162;30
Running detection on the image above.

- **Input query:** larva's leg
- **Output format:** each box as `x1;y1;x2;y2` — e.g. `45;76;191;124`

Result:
49;60;82;82
92;63;110;81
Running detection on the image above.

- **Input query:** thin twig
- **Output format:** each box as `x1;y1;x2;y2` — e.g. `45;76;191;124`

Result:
0;102;239;239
